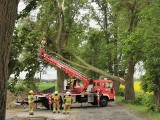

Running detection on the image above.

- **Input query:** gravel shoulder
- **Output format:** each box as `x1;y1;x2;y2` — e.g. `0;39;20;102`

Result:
6;102;149;120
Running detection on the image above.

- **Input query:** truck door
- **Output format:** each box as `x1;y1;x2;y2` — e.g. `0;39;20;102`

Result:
105;82;115;100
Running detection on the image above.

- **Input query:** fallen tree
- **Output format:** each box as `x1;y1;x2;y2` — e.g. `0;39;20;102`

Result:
48;50;125;84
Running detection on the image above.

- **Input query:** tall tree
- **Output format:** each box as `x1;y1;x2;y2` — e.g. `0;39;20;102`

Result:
109;0;141;100
0;0;19;119
140;0;160;106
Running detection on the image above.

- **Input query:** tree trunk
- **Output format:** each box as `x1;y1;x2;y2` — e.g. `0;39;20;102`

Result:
125;59;136;100
154;89;160;105
113;58;120;95
0;0;19;119
55;0;65;92
114;81;120;95
57;69;64;92
124;0;138;101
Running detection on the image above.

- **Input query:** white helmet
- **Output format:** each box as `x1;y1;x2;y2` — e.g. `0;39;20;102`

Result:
66;91;70;96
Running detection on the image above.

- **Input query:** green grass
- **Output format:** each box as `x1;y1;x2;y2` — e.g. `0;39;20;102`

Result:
36;82;56;91
115;96;160;120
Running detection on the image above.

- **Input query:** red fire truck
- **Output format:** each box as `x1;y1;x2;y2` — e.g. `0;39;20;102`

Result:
35;43;115;109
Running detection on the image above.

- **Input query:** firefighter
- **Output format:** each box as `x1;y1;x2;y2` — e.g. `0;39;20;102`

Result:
63;91;73;114
52;91;60;113
28;90;34;115
46;93;52;110
70;79;74;91
41;37;47;46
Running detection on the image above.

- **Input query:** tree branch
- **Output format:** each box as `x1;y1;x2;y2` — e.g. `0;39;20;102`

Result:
48;50;125;84
48;50;89;70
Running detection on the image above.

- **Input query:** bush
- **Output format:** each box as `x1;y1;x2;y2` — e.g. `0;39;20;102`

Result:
132;93;145;105
142;94;154;106
131;93;160;112
118;88;125;96
14;84;26;95
145;96;160;112
7;82;27;96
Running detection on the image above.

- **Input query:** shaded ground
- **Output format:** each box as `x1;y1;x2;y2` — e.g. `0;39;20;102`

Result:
6;102;149;120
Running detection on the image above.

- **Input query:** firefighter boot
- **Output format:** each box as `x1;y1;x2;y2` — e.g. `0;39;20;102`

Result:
66;111;70;114
63;110;66;114
53;107;56;113
29;111;34;115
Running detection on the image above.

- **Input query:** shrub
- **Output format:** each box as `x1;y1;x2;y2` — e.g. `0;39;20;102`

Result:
132;93;145;105
141;94;154;106
118;88;125;96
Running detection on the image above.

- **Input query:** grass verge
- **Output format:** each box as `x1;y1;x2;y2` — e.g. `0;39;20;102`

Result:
115;96;160;120
36;82;56;91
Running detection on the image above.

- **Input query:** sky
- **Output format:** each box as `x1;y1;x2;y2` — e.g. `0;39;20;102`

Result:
18;0;25;12
13;1;145;80
10;66;57;80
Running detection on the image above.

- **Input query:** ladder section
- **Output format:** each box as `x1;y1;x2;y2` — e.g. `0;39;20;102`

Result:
51;55;87;77
42;54;91;85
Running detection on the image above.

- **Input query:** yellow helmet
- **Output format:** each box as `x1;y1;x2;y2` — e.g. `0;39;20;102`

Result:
54;91;58;95
29;90;33;94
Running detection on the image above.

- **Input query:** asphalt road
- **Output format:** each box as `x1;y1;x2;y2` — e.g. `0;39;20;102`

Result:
6;102;148;120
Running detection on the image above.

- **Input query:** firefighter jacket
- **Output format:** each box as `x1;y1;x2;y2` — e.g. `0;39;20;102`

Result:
53;95;60;103
28;95;34;104
64;96;73;105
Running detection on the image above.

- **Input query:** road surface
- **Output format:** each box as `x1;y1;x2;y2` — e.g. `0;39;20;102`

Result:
6;103;148;120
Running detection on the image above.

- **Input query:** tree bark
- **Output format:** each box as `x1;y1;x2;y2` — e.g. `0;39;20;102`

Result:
113;57;120;95
57;69;64;92
154;87;160;105
0;0;19;119
154;91;160;105
125;59;136;100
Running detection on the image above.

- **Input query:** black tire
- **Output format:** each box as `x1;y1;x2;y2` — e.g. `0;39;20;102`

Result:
100;97;108;107
42;97;50;109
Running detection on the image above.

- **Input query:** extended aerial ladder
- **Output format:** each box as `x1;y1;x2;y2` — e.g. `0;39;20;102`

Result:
39;45;92;94
21;39;115;109
38;39;115;108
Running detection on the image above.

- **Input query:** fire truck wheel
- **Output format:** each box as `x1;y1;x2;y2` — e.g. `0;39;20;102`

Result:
42;97;53;110
100;97;108;107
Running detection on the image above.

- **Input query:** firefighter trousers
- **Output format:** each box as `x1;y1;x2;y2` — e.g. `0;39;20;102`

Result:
29;103;34;115
63;104;71;114
53;102;60;112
